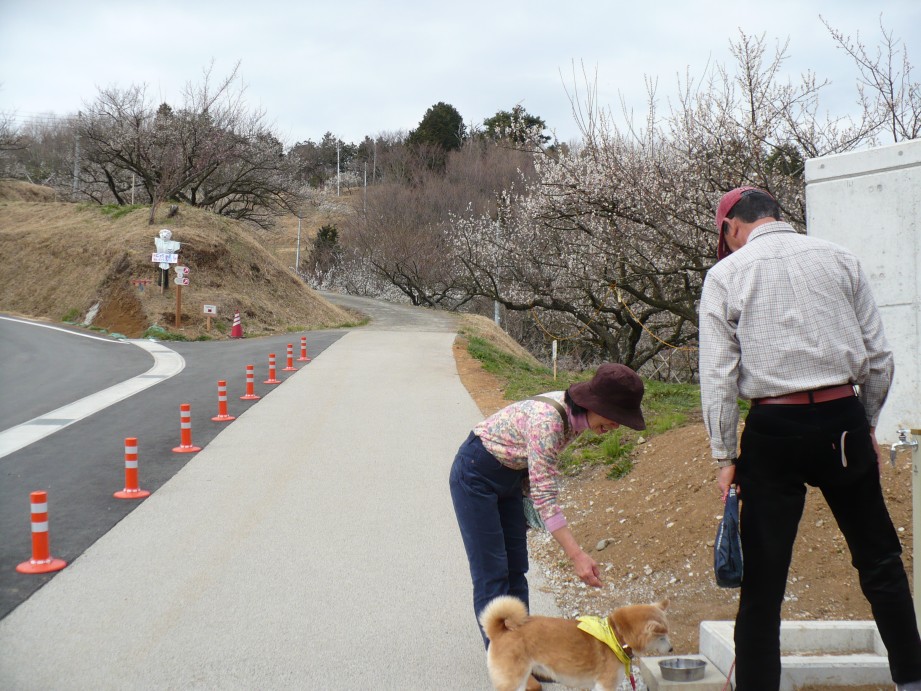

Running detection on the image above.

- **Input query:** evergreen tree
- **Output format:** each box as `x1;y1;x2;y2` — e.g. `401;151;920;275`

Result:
407;102;466;152
483;105;549;144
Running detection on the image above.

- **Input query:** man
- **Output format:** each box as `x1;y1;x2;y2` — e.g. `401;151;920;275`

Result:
698;187;921;689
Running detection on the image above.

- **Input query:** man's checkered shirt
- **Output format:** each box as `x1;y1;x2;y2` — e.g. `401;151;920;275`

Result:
698;221;894;460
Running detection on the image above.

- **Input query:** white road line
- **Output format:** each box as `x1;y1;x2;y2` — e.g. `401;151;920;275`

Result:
0;315;130;343
0;340;185;459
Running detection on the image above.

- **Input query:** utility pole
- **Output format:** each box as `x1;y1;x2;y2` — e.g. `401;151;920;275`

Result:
363;163;367;213
336;139;341;197
494;217;502;326
295;213;302;274
72;112;81;198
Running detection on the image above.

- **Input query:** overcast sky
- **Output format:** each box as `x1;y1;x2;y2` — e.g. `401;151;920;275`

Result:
1;1;919;146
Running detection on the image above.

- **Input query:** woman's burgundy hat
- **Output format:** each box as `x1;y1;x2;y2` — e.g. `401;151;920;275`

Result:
568;363;645;430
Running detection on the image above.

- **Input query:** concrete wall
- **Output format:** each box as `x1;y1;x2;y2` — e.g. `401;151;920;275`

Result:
804;139;921;444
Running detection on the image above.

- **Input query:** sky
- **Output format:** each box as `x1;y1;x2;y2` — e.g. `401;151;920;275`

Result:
1;0;919;147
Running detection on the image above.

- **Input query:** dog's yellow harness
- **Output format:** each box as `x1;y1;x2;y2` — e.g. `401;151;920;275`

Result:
576;616;635;688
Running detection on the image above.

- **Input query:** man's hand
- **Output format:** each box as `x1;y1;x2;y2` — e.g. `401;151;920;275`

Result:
870;426;882;470
718;465;736;501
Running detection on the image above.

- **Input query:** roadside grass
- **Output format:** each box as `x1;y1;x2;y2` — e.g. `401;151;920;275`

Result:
465;335;584;400
337;317;371;328
285;316;370;331
97;203;146;219
141;325;211;341
464;334;702;478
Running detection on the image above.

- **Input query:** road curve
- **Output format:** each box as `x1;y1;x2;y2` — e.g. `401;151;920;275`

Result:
318;290;462;332
0;338;184;459
0;316;156;430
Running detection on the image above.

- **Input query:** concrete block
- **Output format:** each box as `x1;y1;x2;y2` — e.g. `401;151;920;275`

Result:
699;620;894;690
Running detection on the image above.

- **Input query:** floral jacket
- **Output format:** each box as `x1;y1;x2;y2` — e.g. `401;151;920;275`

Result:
473;391;585;532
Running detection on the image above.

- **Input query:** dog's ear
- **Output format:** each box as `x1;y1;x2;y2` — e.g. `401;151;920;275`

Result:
657;597;669;611
646;620;669;636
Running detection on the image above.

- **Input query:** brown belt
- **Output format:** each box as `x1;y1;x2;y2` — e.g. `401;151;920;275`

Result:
753;384;856;406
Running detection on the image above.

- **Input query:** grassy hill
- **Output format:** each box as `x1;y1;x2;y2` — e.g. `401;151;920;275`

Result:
0;181;357;339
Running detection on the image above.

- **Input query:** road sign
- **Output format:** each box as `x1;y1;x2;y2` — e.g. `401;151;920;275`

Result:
174;265;190;276
152;252;179;264
174;277;190;286
202;304;217;332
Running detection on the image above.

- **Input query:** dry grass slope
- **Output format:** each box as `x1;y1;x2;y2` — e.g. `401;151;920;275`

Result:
0;182;354;338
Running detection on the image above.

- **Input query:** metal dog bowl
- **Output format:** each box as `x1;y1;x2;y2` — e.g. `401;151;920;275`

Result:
659;657;707;681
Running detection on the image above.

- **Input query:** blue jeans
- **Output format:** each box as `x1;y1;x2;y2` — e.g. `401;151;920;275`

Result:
734;397;921;688
449;432;529;647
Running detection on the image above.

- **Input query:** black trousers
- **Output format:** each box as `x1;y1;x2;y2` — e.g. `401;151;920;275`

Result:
733;397;921;689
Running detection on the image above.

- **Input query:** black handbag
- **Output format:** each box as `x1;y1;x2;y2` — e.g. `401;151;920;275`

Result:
714;487;743;588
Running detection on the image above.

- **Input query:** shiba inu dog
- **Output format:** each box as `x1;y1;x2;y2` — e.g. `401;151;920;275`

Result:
480;596;672;691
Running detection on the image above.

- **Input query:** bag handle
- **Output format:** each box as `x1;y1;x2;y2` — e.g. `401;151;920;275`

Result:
528;395;570;436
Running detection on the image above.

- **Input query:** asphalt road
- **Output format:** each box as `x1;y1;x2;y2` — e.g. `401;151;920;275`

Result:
0;296;561;690
0;316;344;621
0;317;153;429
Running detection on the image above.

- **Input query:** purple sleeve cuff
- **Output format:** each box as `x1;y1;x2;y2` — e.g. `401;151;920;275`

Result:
543;511;568;533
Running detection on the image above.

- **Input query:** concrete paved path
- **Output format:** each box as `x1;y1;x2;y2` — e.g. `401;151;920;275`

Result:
0;297;559;690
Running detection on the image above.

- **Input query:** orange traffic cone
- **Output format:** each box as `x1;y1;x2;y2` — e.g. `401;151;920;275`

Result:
211;380;236;421
263;353;281;385
297;335;312;362
283;344;298;372
240;364;260;400
114;437;150;499
230;311;243;339
16;491;67;574
172;403;201;453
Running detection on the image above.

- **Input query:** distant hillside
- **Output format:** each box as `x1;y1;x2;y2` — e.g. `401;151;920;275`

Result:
0;182;356;338
0;180;58;203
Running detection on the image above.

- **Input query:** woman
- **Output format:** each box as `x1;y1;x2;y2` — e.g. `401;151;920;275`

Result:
449;364;646;657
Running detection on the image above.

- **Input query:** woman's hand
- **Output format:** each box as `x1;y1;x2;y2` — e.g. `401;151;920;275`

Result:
551;525;603;588
572;550;603;588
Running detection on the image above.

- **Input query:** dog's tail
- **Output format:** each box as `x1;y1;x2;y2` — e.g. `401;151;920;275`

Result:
479;595;529;642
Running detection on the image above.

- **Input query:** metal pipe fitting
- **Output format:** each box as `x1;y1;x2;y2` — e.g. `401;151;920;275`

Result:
889;428;918;467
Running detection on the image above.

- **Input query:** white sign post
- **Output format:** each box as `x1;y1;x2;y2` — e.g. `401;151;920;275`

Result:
203;304;217;332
